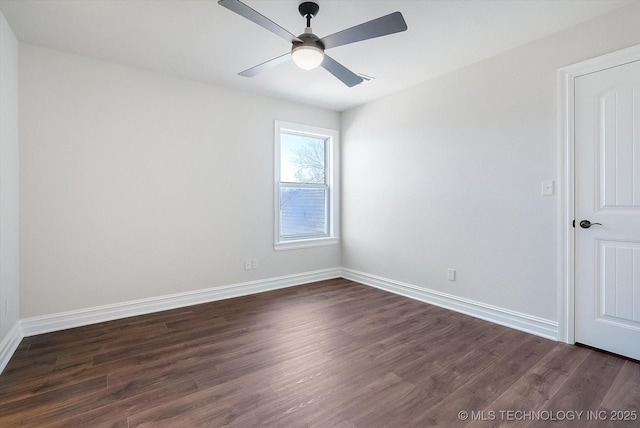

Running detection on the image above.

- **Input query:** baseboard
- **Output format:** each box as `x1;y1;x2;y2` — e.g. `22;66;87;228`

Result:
0;322;23;374
21;268;342;337
5;266;557;374
341;268;558;340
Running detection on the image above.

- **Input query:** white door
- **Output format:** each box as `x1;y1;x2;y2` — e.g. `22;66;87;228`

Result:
575;59;640;360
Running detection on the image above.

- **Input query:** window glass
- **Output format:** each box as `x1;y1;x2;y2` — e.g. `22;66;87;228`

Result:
274;121;339;250
280;187;328;239
280;133;326;184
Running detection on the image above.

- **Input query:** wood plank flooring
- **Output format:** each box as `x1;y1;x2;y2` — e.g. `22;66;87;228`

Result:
1;278;639;427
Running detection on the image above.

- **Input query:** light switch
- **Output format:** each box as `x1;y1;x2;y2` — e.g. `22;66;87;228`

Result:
542;180;554;196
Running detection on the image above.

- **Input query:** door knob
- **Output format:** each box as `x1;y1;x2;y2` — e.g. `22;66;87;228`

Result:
579;220;602;229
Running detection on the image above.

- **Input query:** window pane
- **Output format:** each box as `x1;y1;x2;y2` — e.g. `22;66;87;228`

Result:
280;187;328;239
280;133;326;184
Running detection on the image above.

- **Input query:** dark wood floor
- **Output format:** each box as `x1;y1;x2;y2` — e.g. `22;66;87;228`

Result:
1;278;639;427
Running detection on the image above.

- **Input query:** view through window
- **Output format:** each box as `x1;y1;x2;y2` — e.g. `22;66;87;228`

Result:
279;133;328;239
275;122;339;250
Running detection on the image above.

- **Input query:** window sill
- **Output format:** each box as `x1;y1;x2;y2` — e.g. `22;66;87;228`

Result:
274;237;339;252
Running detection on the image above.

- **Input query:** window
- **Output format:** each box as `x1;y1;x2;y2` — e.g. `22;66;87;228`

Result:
274;121;339;250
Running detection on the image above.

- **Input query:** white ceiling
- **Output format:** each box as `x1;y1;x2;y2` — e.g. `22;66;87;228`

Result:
0;0;635;111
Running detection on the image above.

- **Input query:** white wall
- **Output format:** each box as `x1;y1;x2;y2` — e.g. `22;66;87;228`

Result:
15;2;640;330
0;11;20;343
19;44;340;318
341;2;640;322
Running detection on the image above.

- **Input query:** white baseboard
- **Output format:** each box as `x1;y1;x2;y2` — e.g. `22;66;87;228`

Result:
3;266;558;374
20;268;342;337
341;268;558;340
0;322;23;374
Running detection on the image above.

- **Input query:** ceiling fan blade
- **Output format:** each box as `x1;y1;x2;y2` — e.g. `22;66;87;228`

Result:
320;11;407;50
321;55;363;87
238;52;291;77
218;0;301;43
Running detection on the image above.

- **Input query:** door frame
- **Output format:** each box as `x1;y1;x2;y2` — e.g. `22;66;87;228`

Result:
558;44;640;345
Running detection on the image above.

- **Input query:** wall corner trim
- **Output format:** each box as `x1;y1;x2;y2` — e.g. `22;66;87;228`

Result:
0;322;24;374
342;268;558;341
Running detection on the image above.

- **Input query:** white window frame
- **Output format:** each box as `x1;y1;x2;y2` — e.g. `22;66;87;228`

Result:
274;121;340;251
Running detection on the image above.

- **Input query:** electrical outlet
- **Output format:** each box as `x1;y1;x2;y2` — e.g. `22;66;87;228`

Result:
252;258;259;269
447;269;456;282
244;259;252;270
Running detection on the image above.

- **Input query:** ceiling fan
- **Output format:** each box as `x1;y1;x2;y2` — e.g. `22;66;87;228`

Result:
218;0;408;87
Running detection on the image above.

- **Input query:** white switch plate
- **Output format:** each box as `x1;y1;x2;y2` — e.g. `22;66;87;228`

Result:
244;259;252;270
541;180;554;196
447;269;456;281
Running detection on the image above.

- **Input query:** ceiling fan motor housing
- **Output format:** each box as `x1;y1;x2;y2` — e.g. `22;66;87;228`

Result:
293;31;324;52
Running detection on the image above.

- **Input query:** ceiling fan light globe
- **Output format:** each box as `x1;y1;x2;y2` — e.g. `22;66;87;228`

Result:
291;45;324;70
